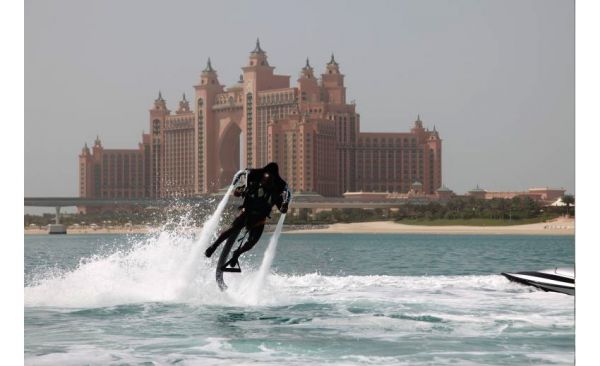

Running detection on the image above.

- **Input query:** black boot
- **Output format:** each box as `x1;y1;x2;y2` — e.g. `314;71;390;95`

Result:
205;243;218;258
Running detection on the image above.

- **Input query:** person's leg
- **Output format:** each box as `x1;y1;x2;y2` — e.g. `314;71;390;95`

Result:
229;220;265;265
205;212;246;258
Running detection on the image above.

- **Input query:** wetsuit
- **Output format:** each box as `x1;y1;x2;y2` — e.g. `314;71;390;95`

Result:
205;162;291;264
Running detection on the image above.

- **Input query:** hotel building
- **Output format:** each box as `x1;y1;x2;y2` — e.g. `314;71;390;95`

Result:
79;40;442;199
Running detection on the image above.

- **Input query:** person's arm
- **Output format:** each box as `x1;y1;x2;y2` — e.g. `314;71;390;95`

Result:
232;170;248;197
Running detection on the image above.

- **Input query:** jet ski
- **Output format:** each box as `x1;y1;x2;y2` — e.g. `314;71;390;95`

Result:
501;267;574;296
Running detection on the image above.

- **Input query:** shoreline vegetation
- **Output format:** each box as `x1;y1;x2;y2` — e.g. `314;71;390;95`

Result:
25;196;574;236
24;216;574;236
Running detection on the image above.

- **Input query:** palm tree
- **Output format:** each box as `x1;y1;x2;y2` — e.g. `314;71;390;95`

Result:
561;194;575;216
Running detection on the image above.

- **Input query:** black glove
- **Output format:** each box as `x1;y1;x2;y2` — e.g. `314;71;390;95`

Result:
280;187;291;214
280;202;289;214
233;186;245;197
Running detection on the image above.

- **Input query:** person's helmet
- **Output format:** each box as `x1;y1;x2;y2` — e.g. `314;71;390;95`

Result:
264;162;279;176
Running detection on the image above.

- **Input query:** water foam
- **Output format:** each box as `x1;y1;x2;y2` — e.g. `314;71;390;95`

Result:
25;186;236;308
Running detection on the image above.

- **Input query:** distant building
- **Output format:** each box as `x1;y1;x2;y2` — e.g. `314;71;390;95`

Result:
435;185;455;200
342;192;390;202
527;187;566;202
78;136;150;200
467;185;487;199
465;185;566;204
79;40;442;199
149;92;196;197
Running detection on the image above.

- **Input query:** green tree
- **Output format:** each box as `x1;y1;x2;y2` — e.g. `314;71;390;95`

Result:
561;194;575;216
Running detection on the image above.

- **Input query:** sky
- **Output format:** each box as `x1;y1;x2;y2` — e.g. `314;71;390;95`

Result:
25;0;574;198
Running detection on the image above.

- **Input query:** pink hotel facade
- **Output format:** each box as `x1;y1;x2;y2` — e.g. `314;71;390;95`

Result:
79;41;442;199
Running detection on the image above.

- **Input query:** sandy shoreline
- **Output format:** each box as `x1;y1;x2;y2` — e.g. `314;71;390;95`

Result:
285;218;574;235
25;218;574;236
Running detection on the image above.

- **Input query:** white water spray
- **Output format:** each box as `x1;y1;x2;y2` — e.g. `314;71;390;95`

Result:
244;203;290;303
257;214;287;283
178;184;235;294
196;185;235;252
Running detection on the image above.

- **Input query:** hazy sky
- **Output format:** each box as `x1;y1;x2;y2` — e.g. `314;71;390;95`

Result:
25;0;574;197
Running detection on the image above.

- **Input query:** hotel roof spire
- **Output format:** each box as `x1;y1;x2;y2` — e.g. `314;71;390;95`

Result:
325;53;341;75
177;92;190;113
199;57;220;86
252;38;265;54
154;90;168;110
248;38;269;67
412;114;424;130
328;53;338;66
203;57;215;73
300;57;315;79
81;142;90;155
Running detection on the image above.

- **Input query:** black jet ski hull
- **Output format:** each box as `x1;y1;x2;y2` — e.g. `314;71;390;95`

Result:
501;269;574;296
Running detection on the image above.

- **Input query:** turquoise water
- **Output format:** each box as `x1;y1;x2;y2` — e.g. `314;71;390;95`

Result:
25;232;574;365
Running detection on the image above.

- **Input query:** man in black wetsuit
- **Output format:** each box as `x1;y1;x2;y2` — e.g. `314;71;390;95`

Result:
204;162;291;266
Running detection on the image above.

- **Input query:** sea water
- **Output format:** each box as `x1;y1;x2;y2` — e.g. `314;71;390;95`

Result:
25;231;574;365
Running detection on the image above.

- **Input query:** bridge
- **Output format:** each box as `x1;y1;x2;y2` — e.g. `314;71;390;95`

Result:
24;196;423;209
24;195;428;232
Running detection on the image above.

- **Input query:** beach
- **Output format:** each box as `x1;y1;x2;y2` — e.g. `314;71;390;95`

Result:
286;217;574;235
